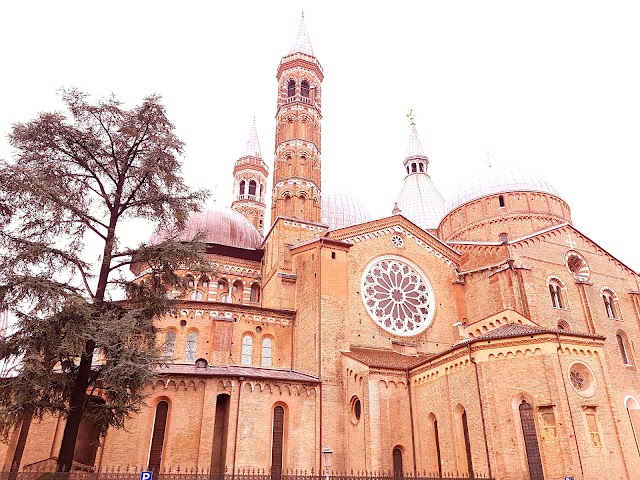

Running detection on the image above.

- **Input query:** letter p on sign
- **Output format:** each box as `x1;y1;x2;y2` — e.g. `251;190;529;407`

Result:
140;472;153;480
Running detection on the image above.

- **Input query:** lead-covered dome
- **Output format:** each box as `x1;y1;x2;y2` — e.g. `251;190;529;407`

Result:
150;206;262;250
321;191;372;230
446;168;560;214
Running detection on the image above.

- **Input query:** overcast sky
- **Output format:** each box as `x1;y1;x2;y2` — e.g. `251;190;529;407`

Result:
1;1;638;272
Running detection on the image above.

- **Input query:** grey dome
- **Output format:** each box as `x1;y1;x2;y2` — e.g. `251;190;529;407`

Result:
321;191;372;230
396;174;446;230
446;168;560;214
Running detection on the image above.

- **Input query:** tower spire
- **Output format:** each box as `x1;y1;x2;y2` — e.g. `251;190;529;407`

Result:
406;110;425;157
289;12;314;56
245;117;262;158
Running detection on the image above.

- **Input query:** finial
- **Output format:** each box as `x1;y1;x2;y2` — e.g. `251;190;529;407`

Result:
392;202;402;215
406;109;416;125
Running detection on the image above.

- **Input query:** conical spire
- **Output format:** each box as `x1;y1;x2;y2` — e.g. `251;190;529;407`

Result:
407;122;425;157
289;12;314;56
245;118;262;158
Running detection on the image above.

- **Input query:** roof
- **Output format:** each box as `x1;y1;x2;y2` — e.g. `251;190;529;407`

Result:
342;346;432;370
159;364;320;383
289;13;314;56
150;207;262;250
407;123;425;157
471;323;603;341
446;167;560;214
396;175;446;230
244;118;261;158
321;191;372;230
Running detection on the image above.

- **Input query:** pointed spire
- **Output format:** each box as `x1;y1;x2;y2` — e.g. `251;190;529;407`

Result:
245;117;262;158
289;12;314;56
407;123;425;157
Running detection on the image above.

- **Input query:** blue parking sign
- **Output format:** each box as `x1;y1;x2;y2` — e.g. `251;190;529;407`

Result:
140;472;153;480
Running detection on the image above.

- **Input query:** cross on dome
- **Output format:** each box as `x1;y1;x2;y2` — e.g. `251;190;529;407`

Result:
289;12;314;56
245;117;262;158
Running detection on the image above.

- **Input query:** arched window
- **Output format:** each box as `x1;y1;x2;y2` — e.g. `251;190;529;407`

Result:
406;166;410;175
392;447;403;476
419;163;424;172
199;276;209;289
218;279;228;291
185;332;198;362
9;412;33;474
233;280;244;304
163;330;176;358
271;406;285;478
499;232;509;244
301;80;310;98
461;410;473;477
427;413;442;476
411;163;417;173
287;79;296;97
185;275;195;288
519;399;544;480
250;283;261;303
547;277;567;309
602;289;620;319
625;396;640;457
239;180;246;195
148;401;169;472
241;335;253;365
248;180;257;196
617;332;632;366
190;290;204;301
498;195;505;207
261;338;273;367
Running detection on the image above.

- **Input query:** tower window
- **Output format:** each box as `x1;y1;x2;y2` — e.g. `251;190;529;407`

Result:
499;195;505;207
239;180;246;195
287;79;296;97
411;163;417;173
406;166;410;175
301;80;310;98
419;163;424;172
248;180;257;196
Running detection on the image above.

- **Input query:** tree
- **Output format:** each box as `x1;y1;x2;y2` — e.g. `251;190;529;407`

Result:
0;89;209;472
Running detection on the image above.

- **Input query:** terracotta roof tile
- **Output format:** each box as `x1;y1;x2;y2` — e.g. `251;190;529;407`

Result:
472;323;604;341
342;347;432;370
158;364;319;383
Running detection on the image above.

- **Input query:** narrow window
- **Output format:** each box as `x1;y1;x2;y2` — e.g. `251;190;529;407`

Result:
419;163;424;172
218;279;227;291
433;419;442;477
250;284;261;303
549;284;562;309
331;251;336;259
519;400;544;480
185;332;198;362
271;406;285;478
461;410;474;477
241;335;253;365
287;80;296;97
584;406;602;447
239;180;246;195
499;195;505;207
261;338;273;367
625;397;640;457
9;412;33;476
74;397;103;466
249;180;257;196
617;334;630;365
411;163;417;173
233;280;244;304
392;447;403;477
199;276;209;289
210;394;230;476
186;275;195;288
148;401;169;472
301;80;310;98
406;166;410;175
603;291;618;319
163;331;176;358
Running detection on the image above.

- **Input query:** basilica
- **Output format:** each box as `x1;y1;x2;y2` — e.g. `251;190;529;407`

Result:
2;16;640;480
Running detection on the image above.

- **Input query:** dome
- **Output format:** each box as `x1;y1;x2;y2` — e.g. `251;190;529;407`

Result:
446;168;560;214
396;174;446;230
150;207;262;250
321;191;372;230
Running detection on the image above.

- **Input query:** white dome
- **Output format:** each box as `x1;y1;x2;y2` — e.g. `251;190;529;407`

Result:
396;174;446;230
446;168;560;214
321;191;371;230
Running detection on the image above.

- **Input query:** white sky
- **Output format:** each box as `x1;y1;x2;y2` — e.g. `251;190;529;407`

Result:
1;1;638;272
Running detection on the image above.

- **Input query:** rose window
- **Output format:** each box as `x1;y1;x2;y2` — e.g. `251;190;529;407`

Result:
568;361;596;397
360;256;435;336
391;235;404;248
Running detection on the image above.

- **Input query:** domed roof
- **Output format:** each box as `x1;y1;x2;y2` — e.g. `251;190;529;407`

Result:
150;206;262;250
321;191;372;230
446;168;560;214
396;174;446;230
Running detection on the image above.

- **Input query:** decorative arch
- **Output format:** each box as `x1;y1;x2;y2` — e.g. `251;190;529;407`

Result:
616;330;633;366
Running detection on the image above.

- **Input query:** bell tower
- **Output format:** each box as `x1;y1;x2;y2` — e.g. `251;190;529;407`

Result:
231;119;268;234
271;13;324;224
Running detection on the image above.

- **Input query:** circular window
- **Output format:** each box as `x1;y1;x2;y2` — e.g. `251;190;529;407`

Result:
568;361;596;397
565;250;590;282
350;396;362;423
360;256;435;336
391;235;404;248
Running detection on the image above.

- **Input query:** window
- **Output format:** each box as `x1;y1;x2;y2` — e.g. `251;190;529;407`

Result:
233;280;244;304
461;410;474;477
185;332;198;362
498;195;505;207
428;414;442;477
261;337;273;367
538;405;557;441
199;276;209;289
419;163;424;172
617;332;632;366
557;320;570;331
190;290;204;301
392;447;403;477
271;406;285;478
411;163;417;173
186;275;195;288
602;289;619;319
149;401;169;471
519;400;544;480
287;80;296;97
250;283;260;303
301;80;310;97
241;335;253;365
163;331;176;358
249;180;257;196
239;180;246;195
499;232;509;244
9;412;33;474
218;279;228;291
350;396;362;423
583;406;602;447
547;277;566;309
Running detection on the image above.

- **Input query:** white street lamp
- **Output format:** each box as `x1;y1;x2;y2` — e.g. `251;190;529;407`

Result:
322;447;333;480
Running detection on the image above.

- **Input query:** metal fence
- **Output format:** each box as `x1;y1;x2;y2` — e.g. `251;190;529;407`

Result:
1;469;493;480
